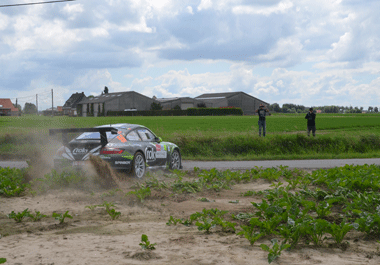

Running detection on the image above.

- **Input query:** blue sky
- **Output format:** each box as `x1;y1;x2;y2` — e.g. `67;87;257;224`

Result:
1;0;380;110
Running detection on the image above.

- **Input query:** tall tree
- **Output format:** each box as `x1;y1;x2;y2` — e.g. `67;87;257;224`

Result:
23;103;37;114
150;102;162;111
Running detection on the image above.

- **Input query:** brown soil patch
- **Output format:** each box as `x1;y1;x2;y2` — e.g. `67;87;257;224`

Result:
1;173;380;265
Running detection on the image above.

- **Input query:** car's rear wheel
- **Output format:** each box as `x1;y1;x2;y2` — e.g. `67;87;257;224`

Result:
132;152;146;178
169;150;181;170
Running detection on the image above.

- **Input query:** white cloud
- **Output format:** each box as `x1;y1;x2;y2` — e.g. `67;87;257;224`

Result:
62;3;84;20
186;6;194;15
119;16;154;33
233;0;294;15
1;0;380;109
0;13;8;31
197;0;213;11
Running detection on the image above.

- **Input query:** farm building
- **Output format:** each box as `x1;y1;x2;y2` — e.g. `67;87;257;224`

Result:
195;91;269;115
62;92;86;116
0;99;19;116
156;97;204;110
77;91;156;117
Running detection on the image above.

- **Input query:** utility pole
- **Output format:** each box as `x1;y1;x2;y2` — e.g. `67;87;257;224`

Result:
51;89;54;117
36;94;38;115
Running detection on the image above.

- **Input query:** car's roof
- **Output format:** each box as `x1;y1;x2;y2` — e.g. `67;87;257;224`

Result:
95;123;144;130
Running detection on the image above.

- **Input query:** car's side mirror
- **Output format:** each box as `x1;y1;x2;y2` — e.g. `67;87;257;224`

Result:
155;137;162;143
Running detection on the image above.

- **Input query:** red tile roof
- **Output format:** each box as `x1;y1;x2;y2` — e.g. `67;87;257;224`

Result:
0;99;19;111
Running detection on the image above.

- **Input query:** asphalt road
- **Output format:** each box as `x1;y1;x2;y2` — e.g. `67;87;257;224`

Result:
1;158;380;171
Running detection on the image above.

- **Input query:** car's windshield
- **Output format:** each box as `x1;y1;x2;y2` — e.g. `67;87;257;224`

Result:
76;131;118;140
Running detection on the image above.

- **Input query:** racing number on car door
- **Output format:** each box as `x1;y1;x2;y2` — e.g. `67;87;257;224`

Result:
137;129;166;166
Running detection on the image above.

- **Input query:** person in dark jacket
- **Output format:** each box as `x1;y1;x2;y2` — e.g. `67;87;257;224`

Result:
255;104;270;137
305;108;316;136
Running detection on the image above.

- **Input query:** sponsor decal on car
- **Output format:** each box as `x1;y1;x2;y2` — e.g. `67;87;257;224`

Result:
117;134;127;143
145;147;156;161
156;151;167;159
122;154;134;160
73;148;88;154
115;161;131;165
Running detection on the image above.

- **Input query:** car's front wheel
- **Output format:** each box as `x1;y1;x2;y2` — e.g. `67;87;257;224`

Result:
132;152;146;178
169;149;181;170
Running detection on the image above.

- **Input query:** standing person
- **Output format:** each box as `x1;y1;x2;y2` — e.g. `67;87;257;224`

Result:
255;104;270;137
305;107;316;136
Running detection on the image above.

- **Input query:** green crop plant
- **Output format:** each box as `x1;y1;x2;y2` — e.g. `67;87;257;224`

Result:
344;192;380;215
213;217;237;232
278;218;310;249
354;212;380;237
0;167;29;197
107;208;121;220
232;213;255;220
7;209;31;223
52;211;73;224
255;167;282;182
28;211;47;222
98;201;115;211
139;234;157;250
33;169;87;192
327;219;353;244
260;239;290;264
142;176;169;190
195;217;216;233
300;200;332;219
254;216;283;236
242;190;255;197
251;200;285;220
126;187;151;202
237;219;264;245
197;197;211;202
169;169;187;179
166;216;183;226
101;188;122;197
170;179;203;193
85;205;98;210
306;219;330;246
0;258;6;264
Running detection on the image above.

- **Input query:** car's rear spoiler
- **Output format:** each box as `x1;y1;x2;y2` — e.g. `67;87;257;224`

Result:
49;127;118;147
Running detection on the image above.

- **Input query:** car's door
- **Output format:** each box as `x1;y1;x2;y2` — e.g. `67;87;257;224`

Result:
137;128;166;166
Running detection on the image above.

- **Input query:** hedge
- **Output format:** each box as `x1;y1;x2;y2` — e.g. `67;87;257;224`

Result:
107;108;243;116
187;108;243;116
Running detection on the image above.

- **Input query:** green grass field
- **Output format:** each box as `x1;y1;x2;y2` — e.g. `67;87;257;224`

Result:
1;114;380;161
1;113;380;133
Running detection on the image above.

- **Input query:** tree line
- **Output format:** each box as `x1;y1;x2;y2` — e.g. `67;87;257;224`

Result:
269;103;379;113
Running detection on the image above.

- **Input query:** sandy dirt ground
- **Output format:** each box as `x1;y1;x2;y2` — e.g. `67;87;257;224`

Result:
1;169;380;265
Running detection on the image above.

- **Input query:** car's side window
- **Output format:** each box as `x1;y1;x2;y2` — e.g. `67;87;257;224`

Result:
137;129;155;141
126;130;141;141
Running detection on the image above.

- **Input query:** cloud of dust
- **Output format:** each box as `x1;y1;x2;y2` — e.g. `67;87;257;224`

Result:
23;130;62;180
88;155;129;192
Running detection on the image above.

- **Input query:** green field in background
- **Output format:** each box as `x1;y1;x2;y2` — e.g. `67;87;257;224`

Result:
1;114;380;161
1;113;380;136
